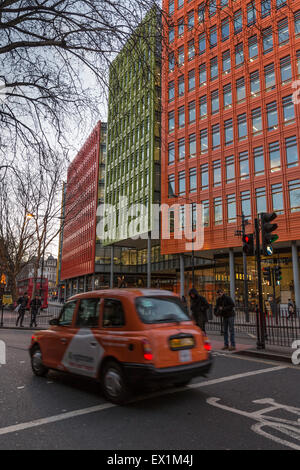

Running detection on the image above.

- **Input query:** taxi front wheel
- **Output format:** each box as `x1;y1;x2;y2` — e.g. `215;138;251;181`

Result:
101;360;131;405
31;345;49;377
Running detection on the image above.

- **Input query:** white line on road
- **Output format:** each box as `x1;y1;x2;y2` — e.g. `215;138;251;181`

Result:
0;365;286;437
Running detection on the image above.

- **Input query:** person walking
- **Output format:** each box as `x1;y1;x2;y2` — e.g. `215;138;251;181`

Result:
16;292;29;327
214;289;236;351
189;288;209;333
288;298;296;320
30;295;42;328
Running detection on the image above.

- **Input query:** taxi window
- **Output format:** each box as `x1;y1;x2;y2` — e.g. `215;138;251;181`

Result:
76;299;100;327
135;296;189;324
59;301;77;326
103;299;125;328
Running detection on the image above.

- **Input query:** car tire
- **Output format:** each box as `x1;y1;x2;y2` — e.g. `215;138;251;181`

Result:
173;379;191;387
31;345;49;377
101;360;131;405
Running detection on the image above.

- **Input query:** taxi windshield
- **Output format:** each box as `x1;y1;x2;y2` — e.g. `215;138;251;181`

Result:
135;296;190;324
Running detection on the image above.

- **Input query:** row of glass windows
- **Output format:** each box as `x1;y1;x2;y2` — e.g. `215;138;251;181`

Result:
168;179;300;230
168;138;298;194
168;54;295;105
168;97;297;150
168;0;286;18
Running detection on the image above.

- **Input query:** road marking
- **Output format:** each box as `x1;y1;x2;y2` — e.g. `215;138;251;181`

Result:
0;365;286;437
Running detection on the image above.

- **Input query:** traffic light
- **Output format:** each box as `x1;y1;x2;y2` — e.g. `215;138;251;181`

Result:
242;234;254;255
262;267;272;284
274;265;282;284
261;212;278;256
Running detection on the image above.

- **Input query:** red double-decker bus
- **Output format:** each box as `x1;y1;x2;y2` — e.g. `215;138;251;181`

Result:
17;278;48;309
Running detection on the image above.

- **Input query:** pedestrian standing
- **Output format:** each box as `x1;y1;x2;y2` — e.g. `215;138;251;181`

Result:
30;295;42;328
214;289;236;351
16;292;29;327
189;288;209;334
288;298;295;320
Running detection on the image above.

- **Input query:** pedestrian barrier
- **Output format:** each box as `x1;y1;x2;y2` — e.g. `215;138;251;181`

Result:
0;303;62;329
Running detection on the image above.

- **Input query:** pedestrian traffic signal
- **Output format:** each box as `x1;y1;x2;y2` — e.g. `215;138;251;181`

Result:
242;234;254;255
261;212;278;256
274;266;282;284
262;267;272;284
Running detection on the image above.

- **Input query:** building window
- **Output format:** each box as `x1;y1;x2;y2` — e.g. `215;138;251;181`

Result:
201;163;209;189
168;142;175;165
221;17;230;41
178;17;184;36
237;113;247;141
200;95;207;119
168;81;175;102
269;141;281;172
234;10;242;34
178;137;185;161
224;119;233;146
213;160;221;187
239;151;249;180
200;129;208;153
169;0;175;15
266;101;278;131
199;63;207;86
188;101;196;124
241;190;252;219
214;197;223;225
178;106;185;128
212;123;220;149
250;70;260;97
210;57;218;81
178;75;185;97
178;0;184;9
178;45;184;67
282;95;295;125
178;171;186;195
235;43;244;67
189;134;196;157
209;0;217;17
226;155;235;183
280;56;292;83
211;90;219;114
169;53;175;72
285;136;298;168
261;0;271;18
254;146;265;176
188;39;195;61
247;3;256;26
294;10;300;36
202;199;209;227
289;179;300;212
189;168;197;193
265;63;276;90
271;183;284;214
278;18;289;46
168;174;175;198
199;33;206;55
188;69;195;91
256;187;267;214
188;10;194;30
276;0;286;9
236;77;245;102
223;83;232;108
262;27;273;54
198;2;205;23
252;108;262;135
248;35;258;60
210;25;217;49
222;50;231;74
169;26;175;44
227;194;237;223
168;110;175;133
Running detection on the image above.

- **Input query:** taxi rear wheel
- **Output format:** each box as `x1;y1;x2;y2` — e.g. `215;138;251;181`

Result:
101;360;131;405
31;345;49;377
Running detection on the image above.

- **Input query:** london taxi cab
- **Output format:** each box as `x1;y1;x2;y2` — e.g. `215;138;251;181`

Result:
29;289;213;404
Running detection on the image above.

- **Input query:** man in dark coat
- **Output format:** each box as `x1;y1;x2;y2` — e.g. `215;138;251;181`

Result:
30;295;42;328
214;289;235;350
16;292;29;327
189;288;209;333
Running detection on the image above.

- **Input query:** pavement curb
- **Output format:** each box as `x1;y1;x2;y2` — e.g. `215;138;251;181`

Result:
235;348;293;364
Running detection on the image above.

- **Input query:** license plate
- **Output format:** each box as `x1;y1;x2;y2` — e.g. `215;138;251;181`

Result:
170;337;194;349
179;349;191;363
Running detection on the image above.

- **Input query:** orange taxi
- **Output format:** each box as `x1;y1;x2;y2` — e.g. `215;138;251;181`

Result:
29;289;213;404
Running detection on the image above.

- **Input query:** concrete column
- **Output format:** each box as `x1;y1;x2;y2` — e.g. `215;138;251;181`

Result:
292;241;300;310
229;248;235;303
147;232;151;288
91;274;95;291
180;254;185;299
63;283;67;302
110;245;114;288
83;275;87;293
76;278;79;294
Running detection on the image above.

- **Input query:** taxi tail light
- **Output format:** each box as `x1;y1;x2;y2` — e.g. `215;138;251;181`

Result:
204;340;212;352
142;339;153;361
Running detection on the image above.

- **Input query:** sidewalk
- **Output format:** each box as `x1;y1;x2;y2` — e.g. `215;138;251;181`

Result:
208;332;294;364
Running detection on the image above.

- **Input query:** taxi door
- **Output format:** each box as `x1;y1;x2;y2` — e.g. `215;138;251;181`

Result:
43;300;78;370
60;298;104;378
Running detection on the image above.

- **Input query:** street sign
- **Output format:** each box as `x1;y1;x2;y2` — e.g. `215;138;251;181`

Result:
2;295;12;305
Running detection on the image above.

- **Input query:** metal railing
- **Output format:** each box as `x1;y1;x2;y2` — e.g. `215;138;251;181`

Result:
0;302;62;329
